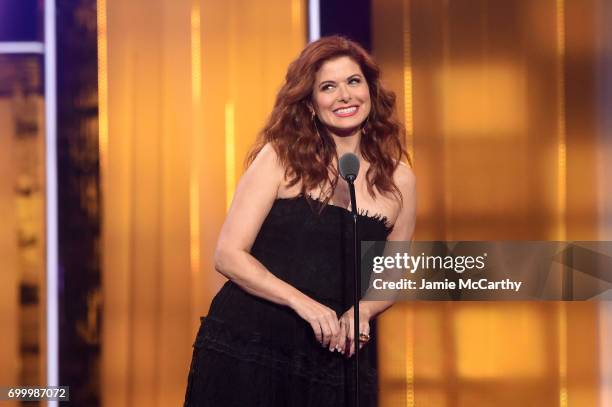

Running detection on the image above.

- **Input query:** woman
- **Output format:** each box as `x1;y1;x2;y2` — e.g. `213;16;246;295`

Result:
184;35;416;406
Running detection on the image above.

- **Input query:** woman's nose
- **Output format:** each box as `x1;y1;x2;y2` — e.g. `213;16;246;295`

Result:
337;84;352;102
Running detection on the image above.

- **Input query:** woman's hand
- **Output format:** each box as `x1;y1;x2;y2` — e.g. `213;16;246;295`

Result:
338;304;372;357
289;294;342;350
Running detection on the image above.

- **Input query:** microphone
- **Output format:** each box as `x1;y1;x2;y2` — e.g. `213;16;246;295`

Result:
339;152;361;407
339;153;360;183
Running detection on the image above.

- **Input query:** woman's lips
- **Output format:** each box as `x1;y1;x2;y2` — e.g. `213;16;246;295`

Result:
333;106;359;117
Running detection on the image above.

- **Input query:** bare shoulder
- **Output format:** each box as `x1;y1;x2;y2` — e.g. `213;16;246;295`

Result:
251;142;283;170
217;142;284;253
393;161;416;195
247;143;284;186
385;162;416;240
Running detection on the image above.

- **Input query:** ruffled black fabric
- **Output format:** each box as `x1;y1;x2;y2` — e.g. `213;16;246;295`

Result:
184;195;390;407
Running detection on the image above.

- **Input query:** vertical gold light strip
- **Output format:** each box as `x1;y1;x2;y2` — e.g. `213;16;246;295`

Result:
558;302;568;407
225;103;236;210
402;0;415;164
225;0;237;211
555;1;568;407
291;0;302;42
402;0;416;405
96;0;111;401
441;0;452;241
556;0;567;242
97;0;108;193
404;307;415;407
190;0;201;297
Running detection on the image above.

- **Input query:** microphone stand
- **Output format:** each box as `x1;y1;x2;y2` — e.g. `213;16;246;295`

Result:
346;174;360;407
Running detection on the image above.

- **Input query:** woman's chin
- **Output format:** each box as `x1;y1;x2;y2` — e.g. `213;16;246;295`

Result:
323;124;363;138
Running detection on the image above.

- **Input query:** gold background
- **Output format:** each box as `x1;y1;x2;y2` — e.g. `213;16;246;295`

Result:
100;0;306;405
373;0;608;406
0;0;603;406
98;0;610;405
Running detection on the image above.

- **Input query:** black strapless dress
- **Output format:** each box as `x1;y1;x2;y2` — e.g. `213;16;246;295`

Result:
184;195;392;407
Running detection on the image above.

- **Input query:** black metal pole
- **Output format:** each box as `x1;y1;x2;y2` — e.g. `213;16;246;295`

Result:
347;179;359;407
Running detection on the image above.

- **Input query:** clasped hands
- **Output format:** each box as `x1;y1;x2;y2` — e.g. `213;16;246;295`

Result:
290;295;372;358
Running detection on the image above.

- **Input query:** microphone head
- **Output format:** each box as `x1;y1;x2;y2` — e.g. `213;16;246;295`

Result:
339;153;360;181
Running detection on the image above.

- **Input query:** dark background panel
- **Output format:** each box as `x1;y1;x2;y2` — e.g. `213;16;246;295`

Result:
0;0;42;42
320;0;371;51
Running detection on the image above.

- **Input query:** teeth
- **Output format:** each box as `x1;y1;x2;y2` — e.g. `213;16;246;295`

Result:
335;107;357;114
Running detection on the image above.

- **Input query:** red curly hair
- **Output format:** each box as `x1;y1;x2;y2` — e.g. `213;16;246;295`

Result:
246;35;411;206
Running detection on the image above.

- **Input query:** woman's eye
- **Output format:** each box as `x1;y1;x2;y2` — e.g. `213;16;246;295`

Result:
349;77;361;85
321;84;334;91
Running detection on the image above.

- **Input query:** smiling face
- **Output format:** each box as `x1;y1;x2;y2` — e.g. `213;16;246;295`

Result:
311;55;371;138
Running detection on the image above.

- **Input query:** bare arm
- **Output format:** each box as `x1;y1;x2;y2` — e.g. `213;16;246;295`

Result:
361;163;416;320
214;144;300;305
214;144;341;348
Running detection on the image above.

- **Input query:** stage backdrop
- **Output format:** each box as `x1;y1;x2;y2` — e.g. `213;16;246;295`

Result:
100;0;305;405
372;0;612;406
99;0;612;406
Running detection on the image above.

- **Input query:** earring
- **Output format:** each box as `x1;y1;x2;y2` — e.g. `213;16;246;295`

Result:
311;111;323;140
361;116;370;136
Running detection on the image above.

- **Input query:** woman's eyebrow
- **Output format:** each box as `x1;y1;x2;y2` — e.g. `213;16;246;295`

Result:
318;74;362;86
